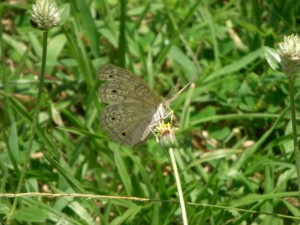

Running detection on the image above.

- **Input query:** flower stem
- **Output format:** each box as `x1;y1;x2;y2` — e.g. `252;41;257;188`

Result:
288;77;300;202
169;147;188;225
7;31;48;224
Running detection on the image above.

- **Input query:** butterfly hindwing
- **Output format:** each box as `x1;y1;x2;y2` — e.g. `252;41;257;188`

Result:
100;103;155;146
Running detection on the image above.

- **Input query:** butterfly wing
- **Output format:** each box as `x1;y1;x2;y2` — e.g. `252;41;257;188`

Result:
100;103;157;146
98;65;158;106
98;65;160;146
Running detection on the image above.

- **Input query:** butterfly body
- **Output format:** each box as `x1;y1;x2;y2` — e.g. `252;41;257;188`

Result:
98;65;166;146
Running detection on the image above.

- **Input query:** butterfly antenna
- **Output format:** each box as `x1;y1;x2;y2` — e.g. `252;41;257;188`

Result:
164;77;196;107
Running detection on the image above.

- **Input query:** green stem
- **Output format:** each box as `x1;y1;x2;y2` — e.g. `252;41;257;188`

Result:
7;31;48;223
118;0;126;67
288;77;300;202
169;147;188;225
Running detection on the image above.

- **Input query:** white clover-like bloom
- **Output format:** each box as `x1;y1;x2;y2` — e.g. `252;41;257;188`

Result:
154;122;178;148
31;0;60;30
278;34;300;78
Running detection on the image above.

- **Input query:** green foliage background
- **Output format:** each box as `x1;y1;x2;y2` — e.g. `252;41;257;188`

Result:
1;0;300;224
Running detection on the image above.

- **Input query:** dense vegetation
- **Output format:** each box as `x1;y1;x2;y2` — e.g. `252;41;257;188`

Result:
1;0;300;224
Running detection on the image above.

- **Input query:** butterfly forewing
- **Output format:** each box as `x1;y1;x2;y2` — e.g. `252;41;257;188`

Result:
99;82;155;105
98;65;158;105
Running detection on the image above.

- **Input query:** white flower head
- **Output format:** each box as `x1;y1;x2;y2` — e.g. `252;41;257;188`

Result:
278;34;300;78
31;0;60;30
154;122;178;148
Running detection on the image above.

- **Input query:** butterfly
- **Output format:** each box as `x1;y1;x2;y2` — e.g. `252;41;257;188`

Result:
98;64;192;146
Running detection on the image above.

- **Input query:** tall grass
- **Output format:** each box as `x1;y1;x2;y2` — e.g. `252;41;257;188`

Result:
1;0;300;224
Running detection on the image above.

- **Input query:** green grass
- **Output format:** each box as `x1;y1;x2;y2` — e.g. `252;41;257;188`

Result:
1;0;300;224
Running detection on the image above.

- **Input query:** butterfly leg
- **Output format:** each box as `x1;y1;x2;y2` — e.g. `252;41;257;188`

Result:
148;122;160;142
163;106;174;123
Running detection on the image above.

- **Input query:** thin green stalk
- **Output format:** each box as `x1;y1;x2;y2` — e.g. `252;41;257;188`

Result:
288;77;300;201
7;31;48;223
118;0;126;67
0;4;6;88
169;147;188;225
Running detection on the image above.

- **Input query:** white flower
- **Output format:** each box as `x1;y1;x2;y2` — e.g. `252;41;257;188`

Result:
31;0;60;30
278;34;300;78
154;122;178;148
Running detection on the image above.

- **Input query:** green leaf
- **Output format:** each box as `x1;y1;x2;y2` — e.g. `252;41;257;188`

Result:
58;3;71;25
12;207;47;222
263;46;281;70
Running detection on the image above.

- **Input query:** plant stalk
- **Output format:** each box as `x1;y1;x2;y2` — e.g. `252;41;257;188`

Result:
7;31;48;223
288;77;300;202
169;147;188;225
